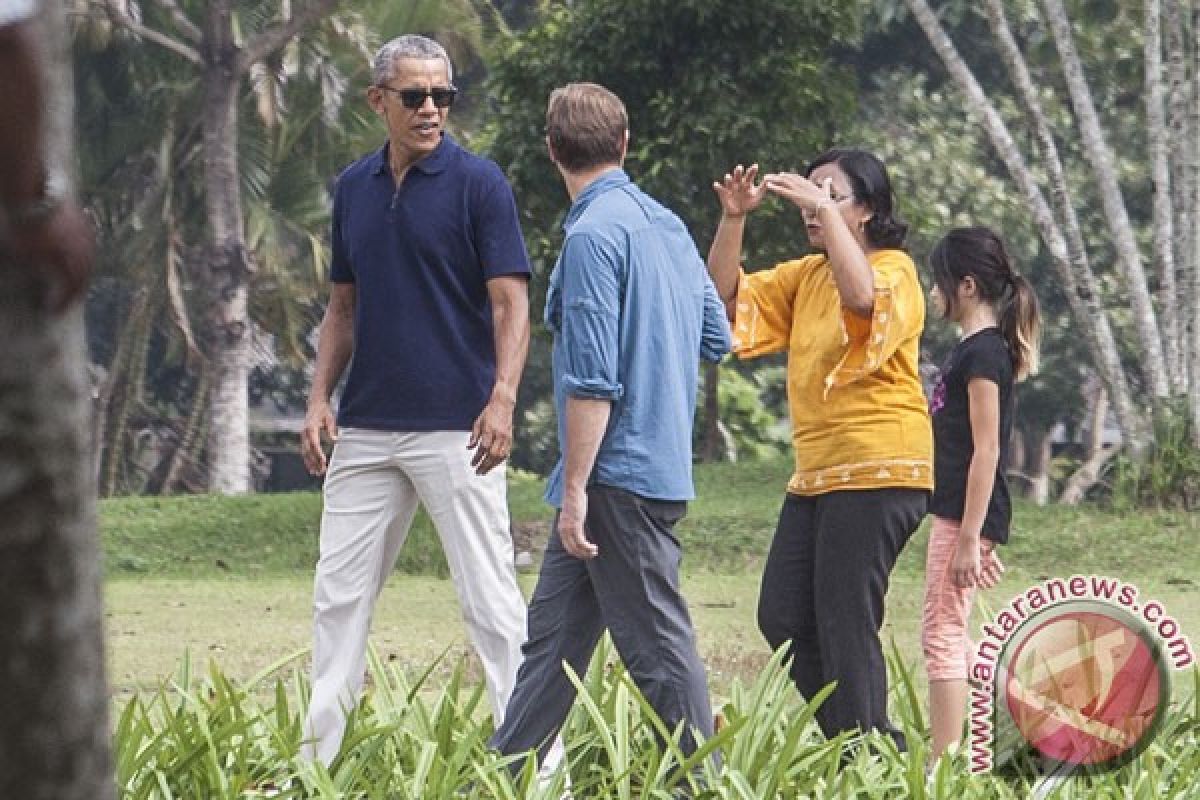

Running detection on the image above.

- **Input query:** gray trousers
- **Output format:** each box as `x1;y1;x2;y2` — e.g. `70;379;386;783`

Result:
490;485;714;764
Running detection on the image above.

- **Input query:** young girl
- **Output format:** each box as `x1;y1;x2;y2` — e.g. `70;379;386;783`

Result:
923;226;1041;761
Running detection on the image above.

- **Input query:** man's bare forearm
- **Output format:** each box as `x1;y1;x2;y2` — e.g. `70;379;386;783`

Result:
563;396;611;495
308;286;355;408
487;275;530;406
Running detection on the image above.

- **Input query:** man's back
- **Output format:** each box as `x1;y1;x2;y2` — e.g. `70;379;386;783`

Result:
545;170;729;504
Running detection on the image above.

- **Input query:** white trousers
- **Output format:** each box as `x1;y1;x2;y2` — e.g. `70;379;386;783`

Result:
302;428;528;764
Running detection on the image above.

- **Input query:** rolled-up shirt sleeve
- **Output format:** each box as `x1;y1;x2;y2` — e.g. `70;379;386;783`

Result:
825;250;923;394
559;232;623;400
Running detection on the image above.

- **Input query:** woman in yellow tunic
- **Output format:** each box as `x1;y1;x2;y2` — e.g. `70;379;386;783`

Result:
708;149;932;750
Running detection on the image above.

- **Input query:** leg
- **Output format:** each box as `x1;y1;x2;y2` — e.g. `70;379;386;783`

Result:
756;494;824;701
923;516;978;760
811;488;927;746
491;522;605;764
586;486;714;756
304;429;416;764
401;431;530;722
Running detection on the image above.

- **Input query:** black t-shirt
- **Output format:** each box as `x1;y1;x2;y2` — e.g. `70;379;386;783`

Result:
929;328;1015;544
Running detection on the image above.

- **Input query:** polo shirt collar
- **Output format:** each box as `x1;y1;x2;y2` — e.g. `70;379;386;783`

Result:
370;134;458;178
564;168;630;230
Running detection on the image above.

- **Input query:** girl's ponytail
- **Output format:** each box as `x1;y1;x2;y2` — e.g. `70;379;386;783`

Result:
1000;272;1041;381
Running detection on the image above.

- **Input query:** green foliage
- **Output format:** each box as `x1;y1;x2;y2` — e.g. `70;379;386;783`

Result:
485;0;859;275
693;365;790;463
512;396;560;477
483;0;860;470
75;0;493;494
852;0;1175;454
516;361;787;477
112;639;1200;798
1105;403;1200;512
850;68;1089;440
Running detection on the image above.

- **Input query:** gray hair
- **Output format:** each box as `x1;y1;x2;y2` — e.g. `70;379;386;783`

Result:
372;35;453;86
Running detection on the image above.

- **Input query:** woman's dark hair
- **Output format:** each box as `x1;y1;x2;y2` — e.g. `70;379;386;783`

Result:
804;148;908;249
930;226;1042;381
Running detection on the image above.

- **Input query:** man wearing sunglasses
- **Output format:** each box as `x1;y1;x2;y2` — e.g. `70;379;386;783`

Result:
301;34;533;765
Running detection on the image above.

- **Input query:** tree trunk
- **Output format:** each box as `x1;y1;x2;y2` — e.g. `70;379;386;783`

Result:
1028;428;1054;507
1059;382;1115;505
160;362;212;493
202;1;253;494
1164;0;1193;387
1040;0;1170;399
0;6;113;798
909;0;1151;453
100;0;344;492
981;0;1146;448
1008;422;1030;498
1191;2;1200;445
1146;0;1183;392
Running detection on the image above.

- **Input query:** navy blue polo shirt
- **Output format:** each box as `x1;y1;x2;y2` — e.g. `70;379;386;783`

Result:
330;134;531;431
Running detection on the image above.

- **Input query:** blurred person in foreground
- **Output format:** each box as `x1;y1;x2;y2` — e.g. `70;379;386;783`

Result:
1;2;110;798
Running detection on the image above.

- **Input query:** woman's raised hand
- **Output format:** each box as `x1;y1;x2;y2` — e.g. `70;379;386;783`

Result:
712;164;768;217
764;172;832;213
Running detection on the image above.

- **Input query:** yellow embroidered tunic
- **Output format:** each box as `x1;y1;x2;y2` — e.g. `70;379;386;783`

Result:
733;249;933;495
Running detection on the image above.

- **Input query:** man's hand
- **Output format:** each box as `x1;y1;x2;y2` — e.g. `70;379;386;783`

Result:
558;487;597;559
7;202;94;313
468;394;515;475
301;401;338;476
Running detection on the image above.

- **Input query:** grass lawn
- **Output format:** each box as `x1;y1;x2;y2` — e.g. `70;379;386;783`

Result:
101;457;1200;707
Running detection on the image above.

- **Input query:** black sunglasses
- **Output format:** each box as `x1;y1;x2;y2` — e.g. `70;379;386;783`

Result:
378;85;458;110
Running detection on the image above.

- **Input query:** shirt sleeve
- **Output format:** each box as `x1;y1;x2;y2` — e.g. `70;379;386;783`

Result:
328;179;353;283
700;272;732;363
0;0;35;26
731;259;809;359
559;232;623;400
961;337;1011;387
474;164;532;280
825;250;923;393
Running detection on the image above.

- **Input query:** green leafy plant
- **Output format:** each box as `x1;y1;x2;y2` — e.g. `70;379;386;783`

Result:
1105;402;1200;511
112;639;1200;798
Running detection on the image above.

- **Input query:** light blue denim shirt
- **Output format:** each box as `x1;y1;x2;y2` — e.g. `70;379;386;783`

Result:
544;169;731;506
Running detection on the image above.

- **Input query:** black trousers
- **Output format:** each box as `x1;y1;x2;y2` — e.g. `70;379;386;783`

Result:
756;488;927;749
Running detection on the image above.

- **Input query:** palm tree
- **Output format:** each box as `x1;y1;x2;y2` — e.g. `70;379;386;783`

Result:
74;0;486;494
